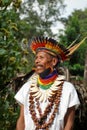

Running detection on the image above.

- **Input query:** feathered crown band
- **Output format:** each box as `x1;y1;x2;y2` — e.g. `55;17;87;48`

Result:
30;36;87;61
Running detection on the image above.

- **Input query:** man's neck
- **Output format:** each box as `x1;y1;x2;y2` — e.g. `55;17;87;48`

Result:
39;68;58;79
39;67;53;79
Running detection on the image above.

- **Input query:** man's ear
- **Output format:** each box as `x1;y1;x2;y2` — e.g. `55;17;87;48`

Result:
52;57;58;67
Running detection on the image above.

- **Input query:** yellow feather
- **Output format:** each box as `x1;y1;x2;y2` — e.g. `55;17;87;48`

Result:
67;37;87;56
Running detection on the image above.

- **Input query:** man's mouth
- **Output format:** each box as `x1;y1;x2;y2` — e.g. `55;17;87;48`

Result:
35;65;43;69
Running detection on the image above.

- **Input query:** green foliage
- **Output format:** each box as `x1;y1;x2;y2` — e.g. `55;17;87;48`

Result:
0;3;33;87
65;16;80;44
59;14;80;46
0;2;22;129
59;9;87;76
72;9;87;37
0;87;19;130
69;64;84;76
0;10;21;86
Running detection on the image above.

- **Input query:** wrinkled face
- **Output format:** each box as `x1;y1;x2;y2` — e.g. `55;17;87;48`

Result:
35;51;58;74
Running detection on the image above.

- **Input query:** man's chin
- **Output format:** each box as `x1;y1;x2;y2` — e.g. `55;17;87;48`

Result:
35;69;44;74
36;67;52;78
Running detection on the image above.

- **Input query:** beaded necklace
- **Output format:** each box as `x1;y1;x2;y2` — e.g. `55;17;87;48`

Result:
37;70;58;90
29;73;65;130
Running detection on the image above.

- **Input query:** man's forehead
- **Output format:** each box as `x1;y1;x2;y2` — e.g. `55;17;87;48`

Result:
36;51;51;57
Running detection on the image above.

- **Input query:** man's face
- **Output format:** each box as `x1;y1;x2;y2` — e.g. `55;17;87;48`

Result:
35;51;55;74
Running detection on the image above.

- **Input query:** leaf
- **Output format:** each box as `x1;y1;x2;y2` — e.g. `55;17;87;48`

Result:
0;49;7;55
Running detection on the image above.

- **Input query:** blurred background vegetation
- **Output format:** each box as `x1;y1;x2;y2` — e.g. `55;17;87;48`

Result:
0;0;87;130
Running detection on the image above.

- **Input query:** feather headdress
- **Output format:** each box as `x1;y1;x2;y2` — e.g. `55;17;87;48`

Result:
30;36;87;61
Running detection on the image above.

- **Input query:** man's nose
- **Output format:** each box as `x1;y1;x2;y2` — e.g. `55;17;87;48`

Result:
35;58;40;64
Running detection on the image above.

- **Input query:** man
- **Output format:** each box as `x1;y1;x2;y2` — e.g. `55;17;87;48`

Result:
14;37;82;130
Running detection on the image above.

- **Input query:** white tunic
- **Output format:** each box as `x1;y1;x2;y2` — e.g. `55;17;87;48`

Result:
14;75;80;130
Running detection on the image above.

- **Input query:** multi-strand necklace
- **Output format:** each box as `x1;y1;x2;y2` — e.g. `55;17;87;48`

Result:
29;71;65;130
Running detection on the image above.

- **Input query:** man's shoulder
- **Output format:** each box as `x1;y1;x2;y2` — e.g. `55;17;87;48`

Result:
63;81;75;91
63;81;74;86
